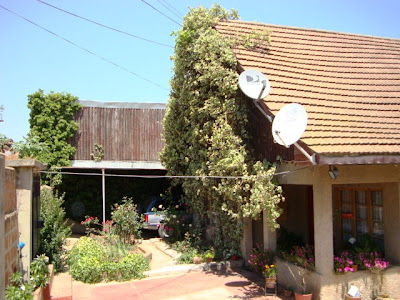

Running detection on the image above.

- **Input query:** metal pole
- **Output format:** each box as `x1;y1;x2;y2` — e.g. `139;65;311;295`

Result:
102;169;105;226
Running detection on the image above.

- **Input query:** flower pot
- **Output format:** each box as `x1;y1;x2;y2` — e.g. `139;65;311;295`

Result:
193;256;202;264
295;292;312;300
205;257;214;263
42;284;51;300
265;277;276;289
352;264;358;272
345;295;361;300
283;289;293;297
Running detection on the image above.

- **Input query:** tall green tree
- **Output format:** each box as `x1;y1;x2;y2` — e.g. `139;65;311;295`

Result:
26;89;81;184
161;5;283;258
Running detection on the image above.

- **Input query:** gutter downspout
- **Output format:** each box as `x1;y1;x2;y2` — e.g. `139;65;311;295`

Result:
252;99;316;165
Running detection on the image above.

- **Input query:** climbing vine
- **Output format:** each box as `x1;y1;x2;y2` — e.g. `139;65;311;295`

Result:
161;5;283;258
26;89;81;184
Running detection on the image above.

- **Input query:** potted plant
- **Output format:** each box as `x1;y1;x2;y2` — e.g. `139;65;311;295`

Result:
284;286;294;297
30;254;51;300
203;248;215;263
263;264;277;289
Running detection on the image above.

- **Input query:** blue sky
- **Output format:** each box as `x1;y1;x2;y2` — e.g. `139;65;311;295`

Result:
1;0;399;141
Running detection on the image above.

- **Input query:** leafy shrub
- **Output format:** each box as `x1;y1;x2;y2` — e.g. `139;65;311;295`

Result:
5;272;34;300
248;244;275;274
277;227;304;256
39;188;71;272
282;245;315;271
67;236;149;283
111;197;143;243
30;254;50;288
67;236;104;267
158;202;192;241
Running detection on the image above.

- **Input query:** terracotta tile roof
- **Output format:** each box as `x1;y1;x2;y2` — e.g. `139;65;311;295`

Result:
216;21;400;156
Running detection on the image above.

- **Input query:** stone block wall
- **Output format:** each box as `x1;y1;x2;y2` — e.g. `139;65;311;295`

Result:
4;167;18;286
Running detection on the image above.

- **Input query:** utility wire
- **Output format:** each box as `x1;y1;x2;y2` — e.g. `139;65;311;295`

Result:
41;167;311;179
155;0;183;20
159;0;184;18
36;0;173;49
139;0;181;27
0;4;169;91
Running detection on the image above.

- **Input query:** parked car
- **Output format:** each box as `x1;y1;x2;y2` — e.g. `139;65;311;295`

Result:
141;196;168;238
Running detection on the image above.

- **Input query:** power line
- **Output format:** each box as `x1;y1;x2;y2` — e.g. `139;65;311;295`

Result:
155;0;183;19
41;167;311;179
0;4;169;91
139;0;181;27
159;0;184;18
36;0;173;49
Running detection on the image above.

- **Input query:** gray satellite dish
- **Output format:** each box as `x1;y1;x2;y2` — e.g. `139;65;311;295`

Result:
272;103;308;147
238;70;271;100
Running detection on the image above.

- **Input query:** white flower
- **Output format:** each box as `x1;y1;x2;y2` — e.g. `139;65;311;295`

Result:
175;205;179;209
177;220;180;223
349;237;356;244
21;285;25;291
172;215;176;218
189;224;192;227
158;204;163;209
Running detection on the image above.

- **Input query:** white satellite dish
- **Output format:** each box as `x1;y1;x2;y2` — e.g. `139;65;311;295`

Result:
238;70;271;100
272;103;308;147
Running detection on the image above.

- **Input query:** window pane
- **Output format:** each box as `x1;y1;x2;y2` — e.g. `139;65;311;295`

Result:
342;203;352;214
356;220;368;235
341;190;352;204
343;232;352;243
342;218;352;233
373;221;384;238
355;191;367;205
372;191;383;206
372;206;383;221
356;205;368;219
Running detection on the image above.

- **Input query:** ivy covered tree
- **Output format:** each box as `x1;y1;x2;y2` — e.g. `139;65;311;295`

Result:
161;5;283;258
25;89;81;184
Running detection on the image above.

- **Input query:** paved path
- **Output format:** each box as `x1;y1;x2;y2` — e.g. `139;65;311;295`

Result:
55;236;289;299
72;269;287;300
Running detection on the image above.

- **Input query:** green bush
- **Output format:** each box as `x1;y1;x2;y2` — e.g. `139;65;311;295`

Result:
111;197;143;243
5;272;34;300
30;254;50;288
67;237;149;283
39;188;71;272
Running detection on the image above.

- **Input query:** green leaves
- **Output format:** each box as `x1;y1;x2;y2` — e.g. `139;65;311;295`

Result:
26;89;82;185
161;4;281;257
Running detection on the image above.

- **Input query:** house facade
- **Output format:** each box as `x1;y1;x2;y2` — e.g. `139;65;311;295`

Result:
217;21;400;299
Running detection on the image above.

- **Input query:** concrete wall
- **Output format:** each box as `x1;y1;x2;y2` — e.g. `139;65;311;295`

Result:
276;258;400;299
4;167;18;286
6;159;46;280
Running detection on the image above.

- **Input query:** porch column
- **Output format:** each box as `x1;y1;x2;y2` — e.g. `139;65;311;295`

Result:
313;167;333;274
262;210;276;251
240;216;253;262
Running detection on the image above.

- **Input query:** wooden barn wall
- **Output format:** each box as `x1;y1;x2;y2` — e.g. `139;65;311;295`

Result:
245;96;294;162
71;107;165;161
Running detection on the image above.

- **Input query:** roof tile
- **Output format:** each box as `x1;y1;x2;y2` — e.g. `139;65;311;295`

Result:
216;21;400;155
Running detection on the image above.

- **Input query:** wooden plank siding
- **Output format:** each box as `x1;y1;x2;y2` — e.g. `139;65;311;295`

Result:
245;95;295;163
71;102;165;162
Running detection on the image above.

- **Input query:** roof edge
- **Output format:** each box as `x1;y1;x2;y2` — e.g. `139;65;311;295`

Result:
78;100;166;110
66;160;166;170
221;19;400;42
317;154;400;165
